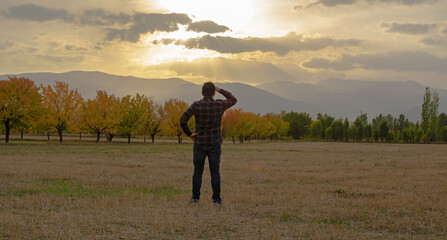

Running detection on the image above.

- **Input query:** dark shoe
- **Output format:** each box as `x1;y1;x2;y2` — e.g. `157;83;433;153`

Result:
190;198;199;204
213;200;222;205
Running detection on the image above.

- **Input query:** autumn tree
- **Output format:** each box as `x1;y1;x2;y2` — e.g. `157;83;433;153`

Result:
41;81;83;143
264;113;289;140
0;77;41;143
240;112;256;142
118;94;151;144
163;98;192;143
77;91;119;143
222;108;241;143
140;102;164;143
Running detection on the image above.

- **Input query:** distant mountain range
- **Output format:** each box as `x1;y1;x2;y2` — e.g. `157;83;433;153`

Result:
1;71;446;122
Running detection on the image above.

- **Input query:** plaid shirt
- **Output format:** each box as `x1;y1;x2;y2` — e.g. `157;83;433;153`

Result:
180;89;237;146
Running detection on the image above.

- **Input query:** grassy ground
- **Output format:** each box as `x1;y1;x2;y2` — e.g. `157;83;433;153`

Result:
0;141;446;239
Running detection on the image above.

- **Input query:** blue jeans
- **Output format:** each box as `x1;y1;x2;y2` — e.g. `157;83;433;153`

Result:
192;143;222;202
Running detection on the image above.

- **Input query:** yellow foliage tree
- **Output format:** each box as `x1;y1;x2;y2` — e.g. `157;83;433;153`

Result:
41;81;83;143
0;77;41;143
162;98;193;143
140;102;164;143
76;90;120;142
118;94;152;144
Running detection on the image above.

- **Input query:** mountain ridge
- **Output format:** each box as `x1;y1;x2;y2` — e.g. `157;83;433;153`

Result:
1;71;446;122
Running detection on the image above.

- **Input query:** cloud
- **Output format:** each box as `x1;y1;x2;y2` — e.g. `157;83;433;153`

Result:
420;37;442;45
79;9;131;26
105;13;192;42
294;0;437;9
294;0;356;10
0;41;14;50
3;4;195;43
302;51;447;74
65;45;88;51
187;21;230;33
169;32;363;56
372;0;438;5
151;57;298;84
35;54;85;63
3;3;73;22
381;23;437;35
152;39;176;45
443;27;447;34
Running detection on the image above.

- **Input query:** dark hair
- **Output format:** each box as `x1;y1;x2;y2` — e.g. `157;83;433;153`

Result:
202;82;215;97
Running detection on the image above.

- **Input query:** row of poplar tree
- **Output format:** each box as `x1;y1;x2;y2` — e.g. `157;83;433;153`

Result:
1;76;446;143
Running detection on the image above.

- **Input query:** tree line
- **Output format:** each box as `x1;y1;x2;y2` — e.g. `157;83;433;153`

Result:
1;76;446;143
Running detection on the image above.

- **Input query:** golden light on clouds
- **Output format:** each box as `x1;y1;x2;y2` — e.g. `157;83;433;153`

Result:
155;0;259;31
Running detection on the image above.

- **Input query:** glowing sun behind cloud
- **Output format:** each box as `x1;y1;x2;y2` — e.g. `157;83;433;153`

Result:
155;0;259;32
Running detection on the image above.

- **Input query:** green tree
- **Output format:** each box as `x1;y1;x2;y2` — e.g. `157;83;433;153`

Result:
421;87;439;142
402;127;415;143
282;112;312;140
353;116;365;142
329;119;344;142
316;113;334;139
379;119;389;142
439;126;447;143
439;113;447;129
309;120;323;140
343;118;350;142
0;77;42;143
364;124;373;142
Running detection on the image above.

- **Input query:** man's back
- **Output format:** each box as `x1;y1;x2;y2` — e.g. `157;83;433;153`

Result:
180;88;237;145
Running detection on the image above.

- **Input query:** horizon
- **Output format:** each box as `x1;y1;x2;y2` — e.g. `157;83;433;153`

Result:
0;1;446;89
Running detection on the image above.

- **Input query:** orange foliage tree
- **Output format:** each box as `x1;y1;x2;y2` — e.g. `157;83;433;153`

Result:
162;98;193;143
41;81;83;143
0;77;42;143
76;90;120;142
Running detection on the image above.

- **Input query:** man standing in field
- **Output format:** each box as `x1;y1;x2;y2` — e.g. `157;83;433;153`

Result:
180;82;237;204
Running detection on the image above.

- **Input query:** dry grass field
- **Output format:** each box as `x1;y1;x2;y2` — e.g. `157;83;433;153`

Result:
0;141;446;239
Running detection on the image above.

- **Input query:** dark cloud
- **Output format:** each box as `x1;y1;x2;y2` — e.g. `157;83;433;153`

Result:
372;0;438;5
3;4;195;43
302;51;447;73
187;21;229;33
294;0;437;9
170;32;363;56
65;45;88;51
381;23;436;35
105;13;192;42
0;41;14;50
3;3;73;22
420;37;442;45
27;47;38;54
79;9;131;26
152;39;176;45
294;0;356;10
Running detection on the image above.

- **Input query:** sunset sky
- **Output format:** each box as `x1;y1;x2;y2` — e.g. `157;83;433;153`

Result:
1;0;446;88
